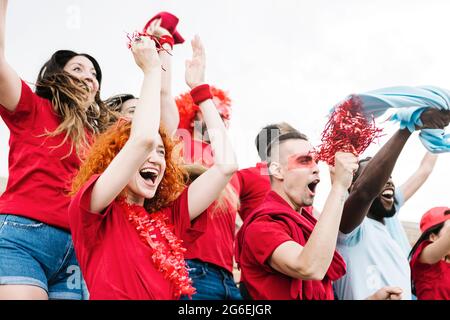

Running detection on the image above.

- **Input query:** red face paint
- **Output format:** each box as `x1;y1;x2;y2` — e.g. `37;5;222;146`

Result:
287;151;318;170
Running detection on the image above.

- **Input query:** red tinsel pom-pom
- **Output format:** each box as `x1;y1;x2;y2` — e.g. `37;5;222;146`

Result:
316;96;384;166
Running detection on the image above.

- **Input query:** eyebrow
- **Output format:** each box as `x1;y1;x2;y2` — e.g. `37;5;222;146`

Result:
292;153;312;158
69;62;96;72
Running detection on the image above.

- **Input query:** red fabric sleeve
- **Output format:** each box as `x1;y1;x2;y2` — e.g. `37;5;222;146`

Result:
68;174;110;248
166;186;208;244
410;240;432;268
244;215;293;270
0;80;41;133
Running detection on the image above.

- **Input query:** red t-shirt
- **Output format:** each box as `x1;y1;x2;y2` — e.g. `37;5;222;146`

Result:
179;138;239;273
236;162;270;221
183;174;240;273
237;192;338;300
410;240;450;300
0;80;82;230
239;214;296;299
68;174;207;300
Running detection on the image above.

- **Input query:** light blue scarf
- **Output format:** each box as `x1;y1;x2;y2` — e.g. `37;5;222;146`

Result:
344;86;450;153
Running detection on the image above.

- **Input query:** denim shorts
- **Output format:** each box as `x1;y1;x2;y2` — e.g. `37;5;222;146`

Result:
181;259;243;300
0;214;87;300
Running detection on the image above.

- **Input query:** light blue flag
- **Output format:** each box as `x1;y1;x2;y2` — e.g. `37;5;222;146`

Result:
346;86;450;153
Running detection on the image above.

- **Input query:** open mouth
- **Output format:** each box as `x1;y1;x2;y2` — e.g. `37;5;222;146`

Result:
381;188;394;200
307;179;320;195
139;168;159;184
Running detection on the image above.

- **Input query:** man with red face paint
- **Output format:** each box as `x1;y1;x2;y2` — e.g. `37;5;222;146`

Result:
333;108;450;300
235;128;358;300
236;123;300;222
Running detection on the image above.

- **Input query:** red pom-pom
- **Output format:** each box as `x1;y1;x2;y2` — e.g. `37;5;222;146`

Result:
316;96;384;166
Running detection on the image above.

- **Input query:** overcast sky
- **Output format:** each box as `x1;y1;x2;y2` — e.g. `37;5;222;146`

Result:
1;0;449;222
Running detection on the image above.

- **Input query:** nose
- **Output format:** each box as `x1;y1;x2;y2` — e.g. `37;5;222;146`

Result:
312;162;320;175
83;72;94;83
146;150;162;163
82;73;98;93
386;177;394;188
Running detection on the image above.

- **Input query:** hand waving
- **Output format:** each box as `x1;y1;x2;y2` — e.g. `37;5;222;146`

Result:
185;35;205;89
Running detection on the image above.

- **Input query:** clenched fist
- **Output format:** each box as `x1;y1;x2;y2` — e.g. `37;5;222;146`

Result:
332;152;359;190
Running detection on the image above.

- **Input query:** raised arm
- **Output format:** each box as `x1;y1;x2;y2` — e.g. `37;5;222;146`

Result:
269;152;358;280
341;108;450;234
418;222;450;265
185;36;238;220
89;37;162;213
0;0;21;111
340;128;411;233
398;152;438;203
159;45;179;135
146;19;179;135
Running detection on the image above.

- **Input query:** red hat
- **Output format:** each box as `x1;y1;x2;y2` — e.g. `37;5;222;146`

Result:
143;12;184;44
419;206;450;233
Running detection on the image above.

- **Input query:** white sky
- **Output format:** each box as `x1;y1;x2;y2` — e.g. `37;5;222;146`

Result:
1;0;449;222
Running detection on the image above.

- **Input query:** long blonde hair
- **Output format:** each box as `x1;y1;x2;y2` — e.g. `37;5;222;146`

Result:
183;163;240;217
37;73;118;157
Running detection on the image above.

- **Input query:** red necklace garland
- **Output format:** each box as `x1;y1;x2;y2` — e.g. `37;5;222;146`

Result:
118;198;195;299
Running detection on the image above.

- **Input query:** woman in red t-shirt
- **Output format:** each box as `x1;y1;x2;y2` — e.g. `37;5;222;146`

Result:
68;35;237;300
0;0;116;300
409;207;450;300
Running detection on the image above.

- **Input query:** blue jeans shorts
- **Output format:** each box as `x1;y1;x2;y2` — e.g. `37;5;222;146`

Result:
0;214;88;300
181;259;243;300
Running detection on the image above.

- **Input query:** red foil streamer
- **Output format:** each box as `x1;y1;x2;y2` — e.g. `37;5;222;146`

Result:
316;96;383;166
126;31;173;56
118;199;196;299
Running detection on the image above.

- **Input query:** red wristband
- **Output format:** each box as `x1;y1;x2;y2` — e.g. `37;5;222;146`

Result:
158;35;174;50
190;84;212;105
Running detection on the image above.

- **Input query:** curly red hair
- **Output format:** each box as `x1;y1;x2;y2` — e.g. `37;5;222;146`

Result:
175;86;232;133
71;119;187;213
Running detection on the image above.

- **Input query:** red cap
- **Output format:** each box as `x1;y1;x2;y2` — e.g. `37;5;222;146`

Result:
143;12;184;44
419;206;450;233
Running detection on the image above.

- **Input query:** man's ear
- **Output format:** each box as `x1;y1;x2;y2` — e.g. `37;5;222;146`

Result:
269;162;284;181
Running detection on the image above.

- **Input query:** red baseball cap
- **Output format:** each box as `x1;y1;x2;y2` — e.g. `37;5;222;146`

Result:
419;206;450;233
143;12;184;44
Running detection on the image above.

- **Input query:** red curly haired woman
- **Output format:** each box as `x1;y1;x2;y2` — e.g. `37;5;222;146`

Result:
68;35;238;300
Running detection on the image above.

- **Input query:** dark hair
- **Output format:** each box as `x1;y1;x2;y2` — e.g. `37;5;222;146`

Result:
104;94;138;113
409;209;450;261
255;122;306;161
35;50;102;99
266;130;308;162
